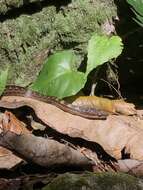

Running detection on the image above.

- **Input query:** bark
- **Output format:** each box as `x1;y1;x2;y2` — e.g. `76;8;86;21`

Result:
0;131;93;167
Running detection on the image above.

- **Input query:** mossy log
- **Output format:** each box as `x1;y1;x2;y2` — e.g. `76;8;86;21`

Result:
42;172;143;190
0;0;117;86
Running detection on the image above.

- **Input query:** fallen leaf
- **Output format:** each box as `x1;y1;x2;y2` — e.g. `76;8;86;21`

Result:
117;159;143;176
0;147;22;169
2;111;30;135
0;96;143;162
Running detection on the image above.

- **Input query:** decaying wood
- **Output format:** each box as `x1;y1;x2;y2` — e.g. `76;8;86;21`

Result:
0;131;93;167
0;112;93;167
1;127;143;174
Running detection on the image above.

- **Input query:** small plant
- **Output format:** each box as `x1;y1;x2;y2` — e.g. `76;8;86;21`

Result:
127;0;143;26
31;34;123;98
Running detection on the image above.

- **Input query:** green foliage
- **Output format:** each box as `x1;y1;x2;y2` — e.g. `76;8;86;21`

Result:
127;0;143;26
31;35;123;99
86;35;123;75
0;68;8;96
31;51;86;98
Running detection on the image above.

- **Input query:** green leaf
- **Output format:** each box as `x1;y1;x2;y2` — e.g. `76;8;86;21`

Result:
0;68;8;96
127;0;143;26
31;51;86;98
86;34;123;75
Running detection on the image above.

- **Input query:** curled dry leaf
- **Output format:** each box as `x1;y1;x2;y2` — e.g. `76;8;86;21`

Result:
0;111;31;169
0;147;22;169
0;111;29;169
0;96;143;162
1;111;30;135
72;96;136;115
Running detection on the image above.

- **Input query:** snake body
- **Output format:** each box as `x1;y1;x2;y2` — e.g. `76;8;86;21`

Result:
1;85;109;119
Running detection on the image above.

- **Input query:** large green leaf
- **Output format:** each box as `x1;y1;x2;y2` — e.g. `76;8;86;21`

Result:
86;35;123;75
127;0;143;26
31;51;86;98
0;68;8;96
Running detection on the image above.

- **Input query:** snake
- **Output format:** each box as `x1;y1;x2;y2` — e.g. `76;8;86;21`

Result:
0;85;109;119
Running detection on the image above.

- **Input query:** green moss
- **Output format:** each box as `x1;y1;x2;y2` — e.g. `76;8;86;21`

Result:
0;0;117;86
4;0;24;8
0;6;56;86
42;172;143;190
0;0;45;14
54;0;116;51
95;172;141;190
42;173;89;190
0;1;7;14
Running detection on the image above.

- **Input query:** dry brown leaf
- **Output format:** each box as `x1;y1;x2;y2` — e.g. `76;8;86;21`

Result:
0;96;143;162
0;146;22;169
117;159;143;176
118;159;141;172
72;96;136;115
1;111;30;135
0;112;23;169
0;111;31;169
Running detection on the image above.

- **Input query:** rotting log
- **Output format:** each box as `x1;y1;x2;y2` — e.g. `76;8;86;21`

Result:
0;130;93;167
